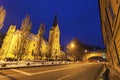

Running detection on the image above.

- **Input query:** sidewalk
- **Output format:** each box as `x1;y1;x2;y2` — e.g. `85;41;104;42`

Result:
97;64;120;80
109;67;120;80
0;61;74;69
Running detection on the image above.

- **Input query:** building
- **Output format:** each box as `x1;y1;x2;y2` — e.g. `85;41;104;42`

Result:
0;16;62;61
49;15;61;60
0;25;22;60
99;0;120;72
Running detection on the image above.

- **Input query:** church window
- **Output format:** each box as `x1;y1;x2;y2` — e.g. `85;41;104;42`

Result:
32;50;34;55
33;44;35;46
56;34;58;38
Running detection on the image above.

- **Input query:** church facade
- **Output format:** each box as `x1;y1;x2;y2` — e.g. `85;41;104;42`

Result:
49;16;61;60
0;16;62;61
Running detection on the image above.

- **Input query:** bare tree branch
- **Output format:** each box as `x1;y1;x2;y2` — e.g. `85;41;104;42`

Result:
0;6;6;30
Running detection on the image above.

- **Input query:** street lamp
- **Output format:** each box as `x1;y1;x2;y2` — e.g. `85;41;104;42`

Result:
66;41;76;61
66;41;75;50
70;43;75;49
84;50;88;53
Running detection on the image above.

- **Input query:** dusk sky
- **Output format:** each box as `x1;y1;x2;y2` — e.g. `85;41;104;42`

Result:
0;0;104;48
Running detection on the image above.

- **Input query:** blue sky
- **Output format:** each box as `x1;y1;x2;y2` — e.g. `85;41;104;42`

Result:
0;0;104;48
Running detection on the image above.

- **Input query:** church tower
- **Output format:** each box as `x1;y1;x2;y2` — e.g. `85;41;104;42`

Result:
49;15;60;60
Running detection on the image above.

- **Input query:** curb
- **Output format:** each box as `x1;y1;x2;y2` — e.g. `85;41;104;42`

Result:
0;64;66;70
0;61;76;70
94;64;105;80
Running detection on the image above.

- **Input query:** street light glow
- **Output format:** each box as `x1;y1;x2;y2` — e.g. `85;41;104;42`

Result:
71;43;75;48
85;50;88;53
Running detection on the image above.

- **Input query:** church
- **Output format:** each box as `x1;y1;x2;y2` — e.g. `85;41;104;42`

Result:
0;15;63;61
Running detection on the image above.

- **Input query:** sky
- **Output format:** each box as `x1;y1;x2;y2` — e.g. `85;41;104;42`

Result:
0;0;105;48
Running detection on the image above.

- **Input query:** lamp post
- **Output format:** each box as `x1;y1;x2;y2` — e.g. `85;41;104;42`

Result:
69;42;76;61
54;50;57;61
66;40;78;61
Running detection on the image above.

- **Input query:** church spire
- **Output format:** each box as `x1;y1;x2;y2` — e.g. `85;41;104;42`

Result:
52;15;58;27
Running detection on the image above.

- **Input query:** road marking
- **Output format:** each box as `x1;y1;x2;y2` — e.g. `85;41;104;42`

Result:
0;74;20;79
32;65;81;75
11;69;32;76
10;64;84;76
79;68;87;72
57;75;71;80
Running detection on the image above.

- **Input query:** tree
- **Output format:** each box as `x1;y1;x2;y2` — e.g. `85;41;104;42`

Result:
66;38;84;61
18;15;32;60
13;37;21;61
0;6;6;30
20;15;32;34
45;43;51;61
35;23;45;60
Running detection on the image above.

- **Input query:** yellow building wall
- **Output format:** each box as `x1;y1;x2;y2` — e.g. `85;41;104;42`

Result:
0;25;17;60
49;24;61;60
99;0;120;73
0;21;59;61
40;39;47;55
22;40;36;60
22;36;48;61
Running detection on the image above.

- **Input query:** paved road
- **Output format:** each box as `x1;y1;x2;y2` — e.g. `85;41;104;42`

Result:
0;62;103;80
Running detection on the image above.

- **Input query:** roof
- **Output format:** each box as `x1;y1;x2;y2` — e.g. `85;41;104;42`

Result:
27;33;38;42
52;15;58;28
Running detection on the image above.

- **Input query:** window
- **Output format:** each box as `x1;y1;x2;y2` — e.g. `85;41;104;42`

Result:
116;0;118;4
56;34;58;38
33;44;35;46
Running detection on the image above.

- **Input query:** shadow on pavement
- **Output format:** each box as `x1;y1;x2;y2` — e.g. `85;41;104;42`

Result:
0;72;17;80
103;65;110;80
